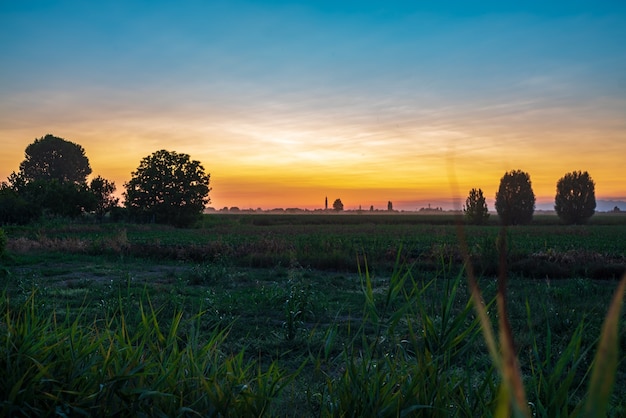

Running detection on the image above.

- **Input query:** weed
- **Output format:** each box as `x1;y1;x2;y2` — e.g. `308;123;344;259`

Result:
282;262;315;341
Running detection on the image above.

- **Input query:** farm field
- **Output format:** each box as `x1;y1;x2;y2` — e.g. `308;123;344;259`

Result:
1;213;626;416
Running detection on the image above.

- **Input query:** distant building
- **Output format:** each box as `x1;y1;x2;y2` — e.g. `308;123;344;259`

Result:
418;204;443;212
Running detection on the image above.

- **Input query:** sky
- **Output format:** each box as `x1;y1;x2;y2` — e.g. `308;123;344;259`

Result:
1;0;625;211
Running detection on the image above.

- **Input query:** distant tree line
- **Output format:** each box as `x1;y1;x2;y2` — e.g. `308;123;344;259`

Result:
1;134;211;227
464;169;597;225
0;134;601;228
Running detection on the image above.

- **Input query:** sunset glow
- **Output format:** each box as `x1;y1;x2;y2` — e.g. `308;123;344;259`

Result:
2;1;625;211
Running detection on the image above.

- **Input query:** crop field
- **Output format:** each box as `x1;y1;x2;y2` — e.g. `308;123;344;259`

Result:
1;213;626;416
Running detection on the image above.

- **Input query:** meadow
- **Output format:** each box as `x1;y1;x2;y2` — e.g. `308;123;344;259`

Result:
1;213;625;416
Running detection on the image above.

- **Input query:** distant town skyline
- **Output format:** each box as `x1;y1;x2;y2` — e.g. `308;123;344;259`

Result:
2;1;625;211
206;198;626;213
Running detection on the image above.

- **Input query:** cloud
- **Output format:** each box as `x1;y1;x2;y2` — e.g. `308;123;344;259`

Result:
1;2;625;209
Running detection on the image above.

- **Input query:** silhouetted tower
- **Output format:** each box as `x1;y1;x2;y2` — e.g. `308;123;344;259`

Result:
325;196;328;210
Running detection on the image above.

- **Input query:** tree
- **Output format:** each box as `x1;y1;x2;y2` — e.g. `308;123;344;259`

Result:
5;135;94;220
554;171;596;224
464;188;490;225
15;134;91;185
90;176;119;221
495;170;535;225
387;201;393;211
332;198;344;211
124;150;211;227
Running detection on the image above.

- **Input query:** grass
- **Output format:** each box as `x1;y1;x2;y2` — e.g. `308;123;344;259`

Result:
1;214;625;416
4;213;625;278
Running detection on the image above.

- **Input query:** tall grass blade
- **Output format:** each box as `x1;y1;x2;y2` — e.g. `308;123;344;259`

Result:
455;214;531;417
496;228;531;418
454;221;500;369
357;254;378;325
581;273;626;417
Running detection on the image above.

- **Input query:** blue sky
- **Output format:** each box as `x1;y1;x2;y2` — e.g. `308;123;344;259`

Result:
1;0;625;210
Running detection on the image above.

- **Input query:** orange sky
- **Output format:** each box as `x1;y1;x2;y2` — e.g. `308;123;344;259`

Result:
2;100;624;211
1;2;625;211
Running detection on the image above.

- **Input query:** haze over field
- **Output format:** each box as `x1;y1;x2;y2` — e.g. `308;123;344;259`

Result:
1;1;625;211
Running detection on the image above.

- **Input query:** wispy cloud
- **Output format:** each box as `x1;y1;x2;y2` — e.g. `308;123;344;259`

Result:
1;1;625;209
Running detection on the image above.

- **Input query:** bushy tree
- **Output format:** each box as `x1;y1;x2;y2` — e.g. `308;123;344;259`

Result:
90;176;119;221
555;170;596;224
124;150;211;227
495;170;535;225
464;188;490;225
333;198;344;211
15;134;91;185
5;134;95;221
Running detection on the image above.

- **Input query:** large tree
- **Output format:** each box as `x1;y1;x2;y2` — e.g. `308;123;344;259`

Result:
495;170;536;225
554;170;596;224
15;134;91;185
6;135;94;220
464;188;490;225
124;150;211;227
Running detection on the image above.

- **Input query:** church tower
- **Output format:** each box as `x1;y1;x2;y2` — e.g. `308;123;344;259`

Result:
325;196;328;210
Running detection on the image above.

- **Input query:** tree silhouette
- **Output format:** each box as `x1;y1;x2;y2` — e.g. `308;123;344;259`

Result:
464;188;490;225
555;171;596;224
124;150;211;227
90;176;119;221
495;170;535;225
15;134;91;185
6;135;95;220
332;198;344;211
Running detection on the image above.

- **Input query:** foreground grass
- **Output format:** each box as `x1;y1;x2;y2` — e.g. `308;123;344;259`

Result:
1;215;625;416
1;251;625;416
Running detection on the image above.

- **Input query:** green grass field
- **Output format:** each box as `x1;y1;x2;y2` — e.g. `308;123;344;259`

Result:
1;213;625;416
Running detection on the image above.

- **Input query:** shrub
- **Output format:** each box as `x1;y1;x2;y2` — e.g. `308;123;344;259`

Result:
0;186;40;225
0;228;6;257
